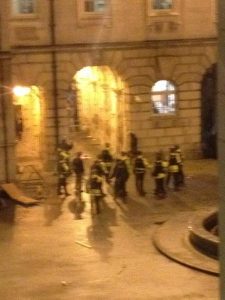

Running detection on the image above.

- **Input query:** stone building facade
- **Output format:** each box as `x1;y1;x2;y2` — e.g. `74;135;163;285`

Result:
0;0;218;182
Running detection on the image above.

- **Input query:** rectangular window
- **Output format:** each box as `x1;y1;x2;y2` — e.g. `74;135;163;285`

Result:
12;0;35;15
84;0;107;13
152;0;173;10
146;0;181;29
76;0;111;27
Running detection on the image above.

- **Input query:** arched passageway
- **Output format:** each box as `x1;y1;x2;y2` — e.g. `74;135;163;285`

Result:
201;64;217;159
71;66;127;153
13;85;45;165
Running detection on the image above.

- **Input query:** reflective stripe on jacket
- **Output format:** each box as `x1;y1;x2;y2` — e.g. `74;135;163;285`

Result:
156;173;166;179
152;160;167;178
88;174;103;196
134;156;150;174
168;164;179;173
90;189;102;196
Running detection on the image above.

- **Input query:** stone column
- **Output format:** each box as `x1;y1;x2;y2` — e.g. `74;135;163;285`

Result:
0;56;16;182
218;0;225;296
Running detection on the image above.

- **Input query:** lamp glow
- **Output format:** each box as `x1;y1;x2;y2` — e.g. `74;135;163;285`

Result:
13;86;31;97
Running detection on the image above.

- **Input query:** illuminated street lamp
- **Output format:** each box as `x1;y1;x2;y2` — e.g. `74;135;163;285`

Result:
12;85;32;106
0;84;31;98
12;86;31;97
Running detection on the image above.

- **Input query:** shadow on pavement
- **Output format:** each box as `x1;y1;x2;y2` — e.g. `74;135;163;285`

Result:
99;197;118;226
0;197;17;243
0;198;17;225
86;217;113;262
82;196;118;262
68;197;86;220
43;197;64;226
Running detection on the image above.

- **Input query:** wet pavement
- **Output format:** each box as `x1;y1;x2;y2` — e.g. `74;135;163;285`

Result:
0;133;220;300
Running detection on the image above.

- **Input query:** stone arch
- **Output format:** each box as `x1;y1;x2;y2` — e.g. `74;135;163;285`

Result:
71;65;128;152
12;85;45;166
12;60;52;167
54;51;133;153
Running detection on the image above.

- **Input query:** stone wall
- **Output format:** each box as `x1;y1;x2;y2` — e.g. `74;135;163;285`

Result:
0;1;217;50
8;39;216;168
0;56;16;182
0;0;218;177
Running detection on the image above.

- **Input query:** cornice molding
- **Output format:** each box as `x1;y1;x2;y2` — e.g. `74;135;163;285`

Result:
10;37;217;55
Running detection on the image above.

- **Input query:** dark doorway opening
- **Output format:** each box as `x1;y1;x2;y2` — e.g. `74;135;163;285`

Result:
201;64;217;159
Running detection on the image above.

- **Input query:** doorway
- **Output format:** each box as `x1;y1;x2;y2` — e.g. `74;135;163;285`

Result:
201;64;217;158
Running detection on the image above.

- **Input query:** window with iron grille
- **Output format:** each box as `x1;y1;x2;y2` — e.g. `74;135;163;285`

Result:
151;80;176;114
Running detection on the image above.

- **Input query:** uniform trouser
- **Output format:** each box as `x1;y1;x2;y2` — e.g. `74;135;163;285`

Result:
135;172;145;195
114;178;127;198
91;195;102;214
178;165;184;184
105;165;112;183
75;174;83;192
57;177;69;195
155;178;166;195
167;172;180;189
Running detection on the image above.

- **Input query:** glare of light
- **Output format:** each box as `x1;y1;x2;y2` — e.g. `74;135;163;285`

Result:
13;86;31;97
152;80;175;92
75;67;98;83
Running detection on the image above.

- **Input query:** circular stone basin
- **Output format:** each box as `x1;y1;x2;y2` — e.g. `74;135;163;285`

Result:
153;210;219;275
189;211;219;259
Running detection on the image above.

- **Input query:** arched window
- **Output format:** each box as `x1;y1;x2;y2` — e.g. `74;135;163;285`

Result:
151;80;176;114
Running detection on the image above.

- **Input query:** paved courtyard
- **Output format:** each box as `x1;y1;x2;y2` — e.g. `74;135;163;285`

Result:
0;135;220;299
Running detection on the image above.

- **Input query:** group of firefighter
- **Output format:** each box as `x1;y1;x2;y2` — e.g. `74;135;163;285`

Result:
57;139;185;215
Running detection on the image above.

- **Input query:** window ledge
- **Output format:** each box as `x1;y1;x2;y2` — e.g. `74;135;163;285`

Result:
151;113;176;117
149;11;179;17
76;16;112;27
147;13;180;25
146;0;181;30
10;14;39;21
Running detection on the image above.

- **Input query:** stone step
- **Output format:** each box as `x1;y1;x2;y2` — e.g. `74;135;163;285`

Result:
189;210;218;259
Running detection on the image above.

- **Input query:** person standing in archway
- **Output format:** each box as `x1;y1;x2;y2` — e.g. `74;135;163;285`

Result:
15;117;23;140
129;132;138;158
